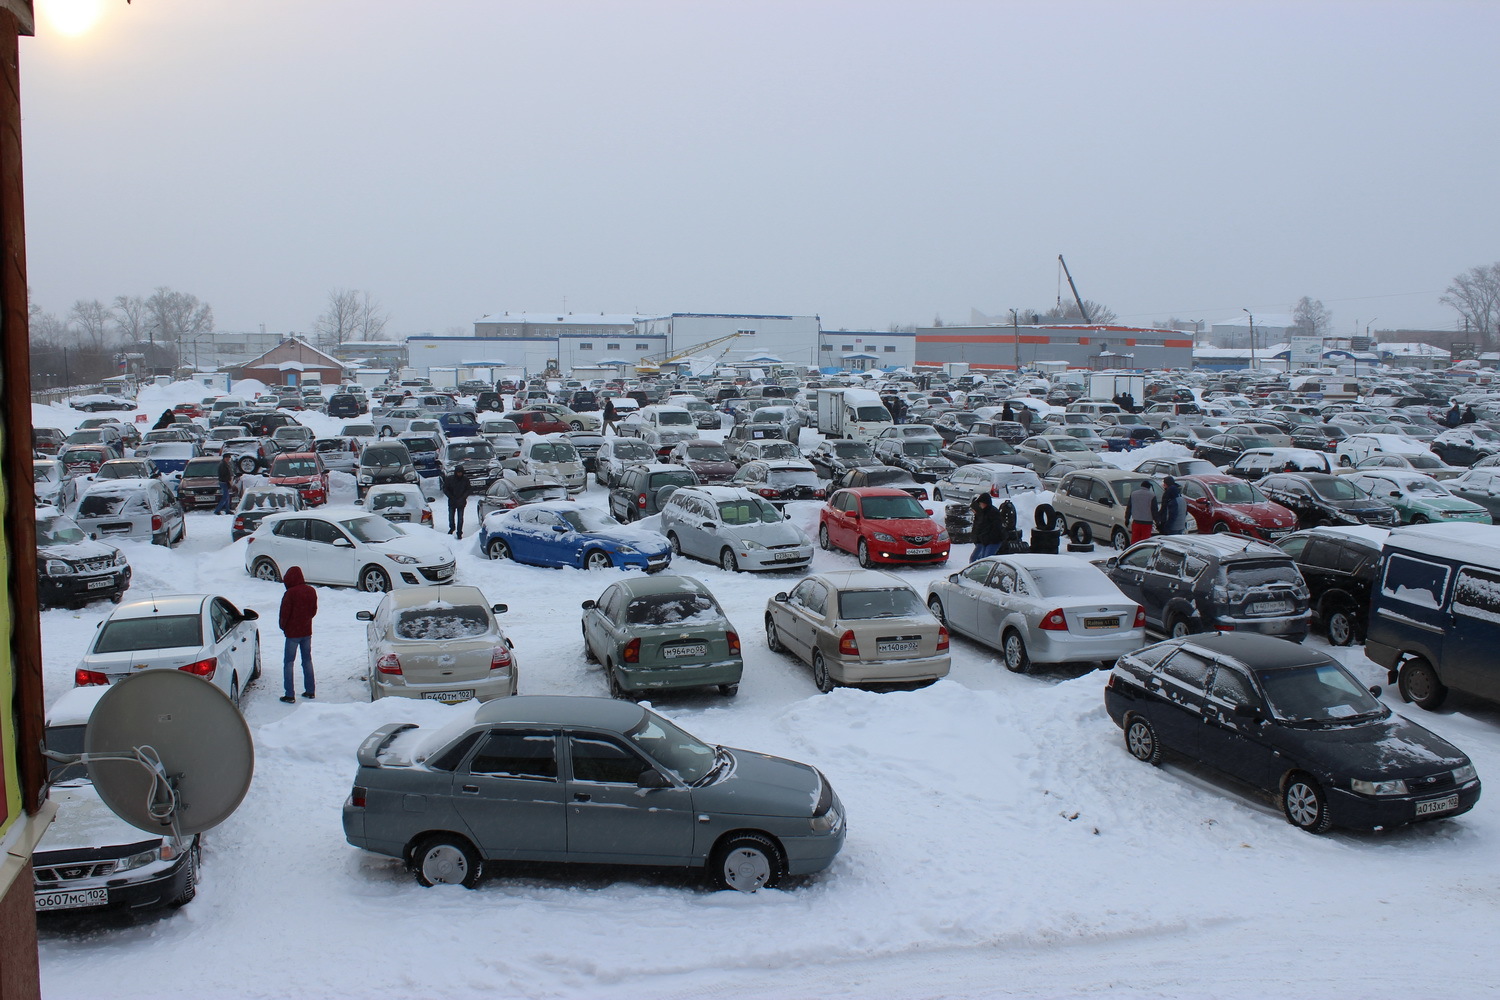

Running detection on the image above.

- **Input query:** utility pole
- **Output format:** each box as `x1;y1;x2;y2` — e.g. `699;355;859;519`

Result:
1009;309;1021;371
1243;309;1256;371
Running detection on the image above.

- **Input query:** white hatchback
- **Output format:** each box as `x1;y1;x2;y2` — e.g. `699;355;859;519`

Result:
245;507;455;592
659;486;814;572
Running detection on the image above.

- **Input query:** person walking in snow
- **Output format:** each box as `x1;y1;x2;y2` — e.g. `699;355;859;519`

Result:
213;452;235;515
970;494;1001;561
442;465;471;538
278;566;317;704
1127;480;1159;545
602;397;618;435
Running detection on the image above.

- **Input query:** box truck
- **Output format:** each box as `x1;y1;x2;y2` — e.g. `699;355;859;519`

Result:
1087;373;1145;404
817;387;894;443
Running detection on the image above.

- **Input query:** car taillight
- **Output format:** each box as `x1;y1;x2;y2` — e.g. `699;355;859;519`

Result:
233;515;246;531
1040;609;1069;631
350;440;359;452
75;668;108;687
421;510;433;524
758;488;779;498
377;653;402;675
936;626;950;651
151;515;163;531
727;632;740;654
815;488;826;499
1133;606;1146;629
350;786;367;809
838;630;859;655
490;646;511;670
637;493;647;508
178;657;217;678
623;638;641;663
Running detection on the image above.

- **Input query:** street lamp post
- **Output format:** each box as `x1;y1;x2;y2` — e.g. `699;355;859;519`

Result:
1242;309;1256;371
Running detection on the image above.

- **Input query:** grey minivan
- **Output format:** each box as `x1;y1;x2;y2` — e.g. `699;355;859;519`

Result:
342;696;845;892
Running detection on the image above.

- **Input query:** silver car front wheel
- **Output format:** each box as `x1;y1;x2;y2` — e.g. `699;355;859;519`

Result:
711;833;784;892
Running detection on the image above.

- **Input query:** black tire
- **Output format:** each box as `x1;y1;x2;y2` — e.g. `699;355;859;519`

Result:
812;650;835;693
250;639;261;682
359;565;391;593
1166;611;1196;639
584;549;613;571
1070;521;1093;545
412;834;483;888
487;537;511;561
229;675;241;710
718;683;739;697
1411;514;1429;525
926;595;946;623
857;539;872;569
1002;629;1030;673
582;622;598;663
667;532;682;556
818;524;831;551
1283;773;1333;833
1397;656;1447;710
1033;503;1057;531
720;548;739;572
998;502;1017;529
606;661;637;701
169;844;199;907
1124;714;1162;766
933;487;944;501
710;832;786;892
251;557;280;583
765;614;786;653
1338;455;1351;467
1212;521;1232;534
1323;600;1359;647
1111;527;1130;551
570;420;584;431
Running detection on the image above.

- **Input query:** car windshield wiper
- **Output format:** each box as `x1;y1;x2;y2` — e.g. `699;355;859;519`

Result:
693;746;731;787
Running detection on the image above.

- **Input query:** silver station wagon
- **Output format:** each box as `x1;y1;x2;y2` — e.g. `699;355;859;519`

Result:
342;696;846;892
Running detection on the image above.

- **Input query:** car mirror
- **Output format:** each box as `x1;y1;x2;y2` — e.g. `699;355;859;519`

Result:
1368;684;1383;698
356;610;374;621
773;592;789;603
240;609;259;622
581;599;596;610
332;537;353;548
492;603;508;614
1104;557;1118;570
636;769;670;789
1232;702;1261;722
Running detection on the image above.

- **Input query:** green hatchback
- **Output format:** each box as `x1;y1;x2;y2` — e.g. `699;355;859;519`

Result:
581;576;743;699
1347;470;1491;525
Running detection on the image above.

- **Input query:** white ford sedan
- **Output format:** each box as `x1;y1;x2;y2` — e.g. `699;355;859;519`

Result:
244;507;455;592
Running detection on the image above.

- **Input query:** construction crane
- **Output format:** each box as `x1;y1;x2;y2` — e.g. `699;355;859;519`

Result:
636;331;750;374
1057;254;1092;324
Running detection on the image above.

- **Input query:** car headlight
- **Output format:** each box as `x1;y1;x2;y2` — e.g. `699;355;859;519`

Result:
1351;777;1409;796
873;531;897;543
44;559;72;576
1454;764;1478;784
810;803;842;834
936;529;949;541
742;539;766;550
358;473;372;483
385;553;418;565
112;552;128;568
114;847;160;872
614;544;637;554
405;471;418;482
1232;509;1256;523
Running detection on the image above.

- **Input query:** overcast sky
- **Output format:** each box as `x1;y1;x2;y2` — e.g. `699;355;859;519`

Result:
19;0;1500;338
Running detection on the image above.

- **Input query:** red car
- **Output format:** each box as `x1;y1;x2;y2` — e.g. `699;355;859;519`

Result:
58;444;108;476
506;410;569;435
172;402;207;419
819;487;950;567
1178;474;1298;540
267;452;330;506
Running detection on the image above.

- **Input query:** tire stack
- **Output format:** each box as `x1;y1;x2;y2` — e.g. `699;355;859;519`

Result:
996;500;1027;554
1030;503;1061;554
1066;519;1096;553
944;501;974;544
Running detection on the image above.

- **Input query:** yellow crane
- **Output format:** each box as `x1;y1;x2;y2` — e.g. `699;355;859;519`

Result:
635;331;750;375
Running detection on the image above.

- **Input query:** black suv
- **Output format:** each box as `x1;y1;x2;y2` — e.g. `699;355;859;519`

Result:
1256;472;1398;529
241;411;297;438
608;464;700;522
807;439;877;480
475;391;505;413
1104;631;1481;833
36;509;129;608
1274;527;1381;646
355;441;419;498
1106;534;1311;641
326;393;364;418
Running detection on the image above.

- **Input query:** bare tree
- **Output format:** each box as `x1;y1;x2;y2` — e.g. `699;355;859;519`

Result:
1440;263;1500;346
1043;299;1119;325
317;288;389;344
1290;296;1333;338
145;286;214;352
355;291;389;340
70;298;111;349
113;294;149;343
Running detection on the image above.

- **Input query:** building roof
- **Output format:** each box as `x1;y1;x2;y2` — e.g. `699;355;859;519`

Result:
237;337;344;371
475;312;642;325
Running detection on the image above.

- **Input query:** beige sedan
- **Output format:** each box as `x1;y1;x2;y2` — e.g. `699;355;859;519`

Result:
356;585;518;703
764;569;950;693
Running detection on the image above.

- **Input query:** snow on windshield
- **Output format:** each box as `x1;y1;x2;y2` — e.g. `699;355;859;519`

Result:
838;588;926;620
395;606;490;640
625;592;721;626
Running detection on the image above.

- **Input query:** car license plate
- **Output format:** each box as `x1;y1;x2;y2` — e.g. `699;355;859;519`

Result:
35;888;108;911
1415;794;1459;817
877;640;919;653
773;552;803;562
86;578;112;589
432;567;452;580
906;547;931;555
1083;616;1119;629
421;689;474;703
664;643;707;659
1269;530;1290;538
1250;600;1292;614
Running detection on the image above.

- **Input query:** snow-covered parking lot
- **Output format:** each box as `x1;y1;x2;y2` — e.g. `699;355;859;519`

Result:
33;394;1500;999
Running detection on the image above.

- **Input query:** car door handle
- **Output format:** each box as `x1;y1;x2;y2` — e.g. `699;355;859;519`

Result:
573;792;591;802
461;784;480;794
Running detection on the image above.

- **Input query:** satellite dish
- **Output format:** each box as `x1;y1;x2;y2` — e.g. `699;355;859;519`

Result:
84;670;255;836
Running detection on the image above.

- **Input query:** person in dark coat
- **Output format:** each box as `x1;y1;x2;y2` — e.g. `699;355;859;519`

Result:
1155;477;1187;535
442;466;471;538
152;409;175;430
602;397;618;434
279;566;317;703
1447;402;1463;428
1462;405;1478;424
1017;405;1034;435
1001;401;1015;422
891;396;908;425
214;453;235;515
970;494;1002;561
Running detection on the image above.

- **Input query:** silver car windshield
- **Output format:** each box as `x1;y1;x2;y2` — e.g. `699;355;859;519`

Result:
718;499;780;525
626;711;715;785
837;588;925;620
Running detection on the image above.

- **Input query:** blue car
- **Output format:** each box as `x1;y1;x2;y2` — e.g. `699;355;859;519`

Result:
438;411;481;439
479;501;672;571
397;432;443;481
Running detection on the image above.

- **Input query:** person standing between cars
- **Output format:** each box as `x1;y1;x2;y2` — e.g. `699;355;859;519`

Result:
1462;405;1478;424
1447;401;1463;428
1017;405;1033;435
602;396;618;435
279;566;317;704
1001;400;1015;422
970;493;1001;561
213;452;235;515
1127;480;1159;545
442;465;471;538
1156;476;1187;535
152;408;174;430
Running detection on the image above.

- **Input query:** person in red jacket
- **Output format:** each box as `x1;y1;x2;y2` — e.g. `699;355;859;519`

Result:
279;565;318;704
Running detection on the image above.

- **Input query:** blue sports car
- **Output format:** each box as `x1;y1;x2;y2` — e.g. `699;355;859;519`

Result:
479;501;672;571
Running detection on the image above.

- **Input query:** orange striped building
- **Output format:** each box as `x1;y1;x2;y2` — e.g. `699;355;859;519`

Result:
915;324;1194;371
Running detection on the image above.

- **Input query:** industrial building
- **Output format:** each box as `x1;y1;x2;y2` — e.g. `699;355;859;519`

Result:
914;323;1194;371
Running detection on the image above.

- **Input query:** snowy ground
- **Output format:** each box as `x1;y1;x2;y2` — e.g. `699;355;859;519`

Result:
32;387;1500;999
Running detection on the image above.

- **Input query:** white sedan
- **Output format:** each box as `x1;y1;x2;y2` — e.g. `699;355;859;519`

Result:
245;507;455;592
74;593;262;707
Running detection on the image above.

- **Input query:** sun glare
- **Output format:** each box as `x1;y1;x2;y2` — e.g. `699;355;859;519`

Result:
42;0;106;38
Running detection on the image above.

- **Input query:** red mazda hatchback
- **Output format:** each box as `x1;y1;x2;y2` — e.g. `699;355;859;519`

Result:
819;487;950;567
1179;474;1298;540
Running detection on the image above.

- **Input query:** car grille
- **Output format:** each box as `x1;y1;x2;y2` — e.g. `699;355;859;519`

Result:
1357;508;1397;525
35;861;116;883
767;542;803;550
73;557;117;574
1407;771;1457;794
903;534;933;544
419;562;455;582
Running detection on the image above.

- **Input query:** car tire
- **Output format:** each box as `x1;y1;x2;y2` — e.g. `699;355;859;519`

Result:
1111;527;1130;551
933;487;944;501
857;539;872;568
926;595;946;623
720;548;738;572
412;834;483;888
251;557;280;583
1397;656;1447;710
582;623;598;663
812;650;835;693
606;661;636;701
1282;773;1333;833
718;683;738;697
359;565;391;593
765;615;786;653
1069;521;1093;545
487;537;511;561
710;832;785;893
1034;504;1057;531
238;456;258;474
569;420;584;431
1211;521;1231;533
229;675;241;710
1324;601;1358;647
584;549;613;571
667;532;682;556
1411;514;1429;524
1124;714;1162;766
1002;629;1030;673
818;524;831;551
169;843;199;907
1166;611;1196;639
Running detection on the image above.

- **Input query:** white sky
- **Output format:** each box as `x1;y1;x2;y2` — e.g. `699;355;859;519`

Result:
19;0;1500;337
